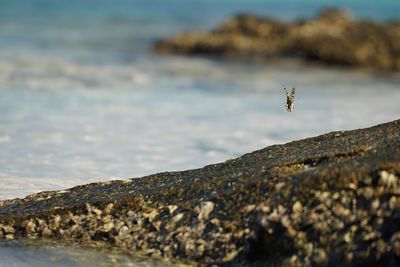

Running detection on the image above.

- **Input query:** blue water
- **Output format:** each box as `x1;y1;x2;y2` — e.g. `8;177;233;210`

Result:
0;1;400;265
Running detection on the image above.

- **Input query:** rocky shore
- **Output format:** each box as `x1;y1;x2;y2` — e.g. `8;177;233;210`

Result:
153;9;400;73
1;119;400;266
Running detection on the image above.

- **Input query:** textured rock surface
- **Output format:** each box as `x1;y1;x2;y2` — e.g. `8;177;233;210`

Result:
1;119;400;266
153;9;400;73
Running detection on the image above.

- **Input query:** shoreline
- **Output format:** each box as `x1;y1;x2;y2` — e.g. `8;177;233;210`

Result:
1;119;400;266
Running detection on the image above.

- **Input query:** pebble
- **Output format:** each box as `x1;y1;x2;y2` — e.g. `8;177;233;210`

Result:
197;201;214;221
379;171;398;188
2;225;15;234
292;201;303;214
102;222;114;232
172;213;184;223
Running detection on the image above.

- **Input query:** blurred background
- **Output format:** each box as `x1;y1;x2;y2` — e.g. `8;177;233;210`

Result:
1;0;400;200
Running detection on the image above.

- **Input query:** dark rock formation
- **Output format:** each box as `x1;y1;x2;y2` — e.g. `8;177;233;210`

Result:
153;9;400;73
1;119;400;266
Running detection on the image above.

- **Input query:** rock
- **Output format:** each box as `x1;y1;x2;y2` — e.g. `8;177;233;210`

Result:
153;8;400;73
197;201;214;221
167;205;178;215
380;170;398;188
103;203;114;215
2;225;15;234
21;219;36;235
292;201;303;214
102;222;114;233
1;119;400;266
41;227;52;238
5;234;14;240
171;213;184;224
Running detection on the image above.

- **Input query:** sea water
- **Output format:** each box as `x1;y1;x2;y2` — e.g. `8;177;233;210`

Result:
0;0;400;265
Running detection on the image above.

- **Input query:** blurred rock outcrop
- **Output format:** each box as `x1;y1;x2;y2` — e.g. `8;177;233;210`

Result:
154;9;400;72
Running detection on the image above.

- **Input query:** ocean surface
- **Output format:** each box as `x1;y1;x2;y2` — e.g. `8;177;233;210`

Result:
0;0;400;265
